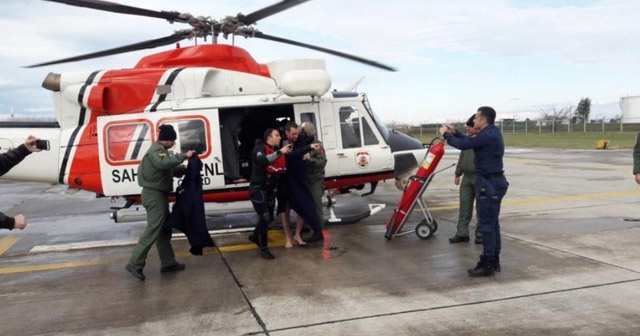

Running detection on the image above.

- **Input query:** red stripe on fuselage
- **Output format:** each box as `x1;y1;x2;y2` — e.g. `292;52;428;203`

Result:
66;69;166;193
124;171;395;204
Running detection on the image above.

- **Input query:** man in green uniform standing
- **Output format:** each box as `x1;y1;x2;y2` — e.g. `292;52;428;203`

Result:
126;124;195;281
449;115;482;244
294;122;328;235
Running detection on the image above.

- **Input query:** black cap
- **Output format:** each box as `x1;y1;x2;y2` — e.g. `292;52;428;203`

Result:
466;114;475;127
158;124;177;141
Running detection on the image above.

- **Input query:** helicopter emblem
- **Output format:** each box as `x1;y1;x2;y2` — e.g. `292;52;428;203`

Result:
355;151;371;168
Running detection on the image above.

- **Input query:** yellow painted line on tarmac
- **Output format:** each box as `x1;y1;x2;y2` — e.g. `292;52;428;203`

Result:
0;259;106;275
0;236;20;256
503;189;640;206
423;189;640;212
504;158;632;172
0;231;289;275
218;230;286;253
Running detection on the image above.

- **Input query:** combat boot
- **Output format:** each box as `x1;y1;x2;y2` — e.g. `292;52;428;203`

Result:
468;255;494;277
257;233;275;260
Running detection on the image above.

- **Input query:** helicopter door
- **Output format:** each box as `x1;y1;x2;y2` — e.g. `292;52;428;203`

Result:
333;104;392;176
97;110;221;196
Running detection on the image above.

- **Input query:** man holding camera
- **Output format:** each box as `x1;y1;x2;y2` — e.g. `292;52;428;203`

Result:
0;135;43;231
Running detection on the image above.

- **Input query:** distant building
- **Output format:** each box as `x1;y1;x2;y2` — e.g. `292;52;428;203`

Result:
621;95;640;123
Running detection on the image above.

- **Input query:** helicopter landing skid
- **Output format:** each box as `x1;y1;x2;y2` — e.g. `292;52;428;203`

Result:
325;195;385;226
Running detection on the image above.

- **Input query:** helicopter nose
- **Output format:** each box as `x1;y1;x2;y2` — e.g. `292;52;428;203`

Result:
386;129;428;178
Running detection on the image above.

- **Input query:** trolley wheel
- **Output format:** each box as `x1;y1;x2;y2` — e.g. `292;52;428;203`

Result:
431;219;438;233
415;221;433;240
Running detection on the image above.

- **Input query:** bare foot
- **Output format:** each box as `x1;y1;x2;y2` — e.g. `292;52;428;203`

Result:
285;239;293;249
294;236;307;246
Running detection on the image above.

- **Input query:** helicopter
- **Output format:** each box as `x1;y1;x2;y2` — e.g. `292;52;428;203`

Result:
0;0;427;223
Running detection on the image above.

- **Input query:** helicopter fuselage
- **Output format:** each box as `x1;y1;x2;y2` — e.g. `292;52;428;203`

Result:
1;45;426;203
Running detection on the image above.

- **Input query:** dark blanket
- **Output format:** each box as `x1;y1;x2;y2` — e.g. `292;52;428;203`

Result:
164;155;214;255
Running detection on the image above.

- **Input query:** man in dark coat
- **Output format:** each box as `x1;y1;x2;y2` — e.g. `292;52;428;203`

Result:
282;122;323;243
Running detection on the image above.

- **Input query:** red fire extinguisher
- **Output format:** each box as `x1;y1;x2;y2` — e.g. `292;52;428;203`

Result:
385;139;445;239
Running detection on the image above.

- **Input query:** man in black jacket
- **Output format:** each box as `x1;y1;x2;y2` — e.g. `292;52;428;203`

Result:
248;128;292;259
0;135;43;230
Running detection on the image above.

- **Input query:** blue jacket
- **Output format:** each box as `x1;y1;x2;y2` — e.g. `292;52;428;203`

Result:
444;124;504;176
164;155;214;255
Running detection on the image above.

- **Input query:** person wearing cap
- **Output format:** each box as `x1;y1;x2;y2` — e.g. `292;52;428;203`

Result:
126;124;195;281
449;115;482;245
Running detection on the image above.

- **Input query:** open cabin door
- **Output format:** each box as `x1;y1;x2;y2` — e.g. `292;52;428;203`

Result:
332;102;392;176
97;110;223;196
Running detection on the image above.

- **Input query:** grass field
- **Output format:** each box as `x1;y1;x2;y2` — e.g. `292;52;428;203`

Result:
416;132;638;149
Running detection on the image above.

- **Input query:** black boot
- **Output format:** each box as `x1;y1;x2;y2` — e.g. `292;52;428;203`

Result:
468;255;494;277
494;256;501;272
257;233;275;260
248;233;258;245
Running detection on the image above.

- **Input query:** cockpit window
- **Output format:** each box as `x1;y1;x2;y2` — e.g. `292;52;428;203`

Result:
362;118;379;145
362;93;389;140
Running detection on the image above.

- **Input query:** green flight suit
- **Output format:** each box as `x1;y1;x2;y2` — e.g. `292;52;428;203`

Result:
128;142;186;270
455;148;480;239
634;133;640;175
305;140;327;228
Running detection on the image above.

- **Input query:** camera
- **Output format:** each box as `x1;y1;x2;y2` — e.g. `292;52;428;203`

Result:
35;139;50;151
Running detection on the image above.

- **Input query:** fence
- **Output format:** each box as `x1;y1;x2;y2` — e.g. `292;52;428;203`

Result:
407;119;640;138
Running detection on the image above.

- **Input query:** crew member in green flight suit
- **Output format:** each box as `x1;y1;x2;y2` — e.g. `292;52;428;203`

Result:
125;124;195;281
449;115;482;244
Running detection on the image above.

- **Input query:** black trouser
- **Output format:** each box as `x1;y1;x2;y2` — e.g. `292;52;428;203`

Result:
250;185;273;236
475;175;509;263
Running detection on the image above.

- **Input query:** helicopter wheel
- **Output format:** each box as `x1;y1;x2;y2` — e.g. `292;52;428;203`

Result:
415;220;433;240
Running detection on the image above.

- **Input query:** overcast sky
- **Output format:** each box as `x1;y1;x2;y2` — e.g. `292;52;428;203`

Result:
0;0;638;123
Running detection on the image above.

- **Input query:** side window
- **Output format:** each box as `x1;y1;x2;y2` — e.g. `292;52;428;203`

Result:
161;119;208;155
300;112;316;126
106;122;152;163
362;118;379;145
300;112;319;140
339;106;362;149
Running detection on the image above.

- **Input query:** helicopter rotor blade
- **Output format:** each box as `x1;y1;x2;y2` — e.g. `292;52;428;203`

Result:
239;0;310;25
41;0;185;22
252;32;397;72
25;32;189;68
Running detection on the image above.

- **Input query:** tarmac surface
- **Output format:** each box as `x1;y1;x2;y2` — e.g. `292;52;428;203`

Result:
1;147;640;335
